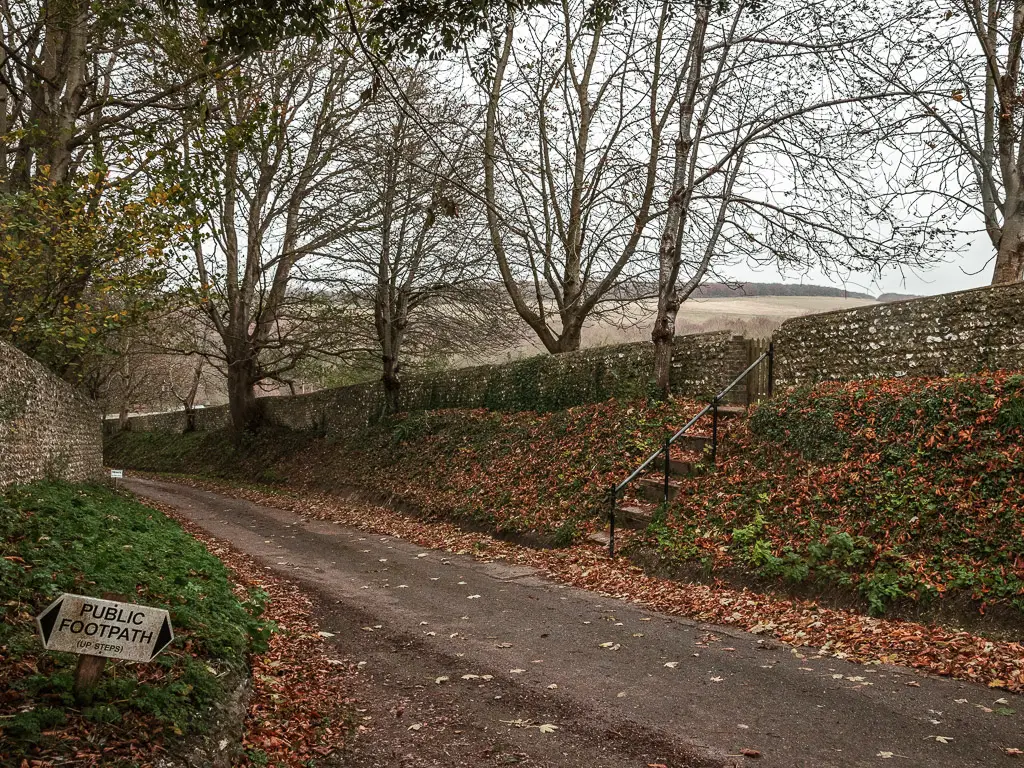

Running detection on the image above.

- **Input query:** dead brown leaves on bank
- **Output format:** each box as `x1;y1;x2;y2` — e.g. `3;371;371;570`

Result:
148;502;360;767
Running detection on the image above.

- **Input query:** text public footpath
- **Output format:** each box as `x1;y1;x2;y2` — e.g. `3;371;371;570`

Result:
36;594;174;662
58;601;156;655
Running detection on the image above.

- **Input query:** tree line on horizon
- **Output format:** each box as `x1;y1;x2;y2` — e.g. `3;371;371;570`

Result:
1;0;1022;433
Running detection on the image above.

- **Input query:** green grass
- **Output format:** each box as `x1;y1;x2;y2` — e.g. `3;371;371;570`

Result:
0;482;271;761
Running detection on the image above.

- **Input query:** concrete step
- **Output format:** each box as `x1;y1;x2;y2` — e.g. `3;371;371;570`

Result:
636;477;683;503
614;503;655;529
661;457;698;477
675;434;711;454
587;530;611;546
716;404;747;418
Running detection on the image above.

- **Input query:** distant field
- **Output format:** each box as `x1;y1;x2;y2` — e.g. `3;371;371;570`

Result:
484;295;879;362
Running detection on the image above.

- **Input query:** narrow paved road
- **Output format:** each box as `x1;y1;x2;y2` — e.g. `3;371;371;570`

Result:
127;477;1023;768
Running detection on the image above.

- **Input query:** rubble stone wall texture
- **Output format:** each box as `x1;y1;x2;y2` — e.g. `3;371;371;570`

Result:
774;283;1024;386
0;340;103;487
111;283;1024;437
111;332;751;436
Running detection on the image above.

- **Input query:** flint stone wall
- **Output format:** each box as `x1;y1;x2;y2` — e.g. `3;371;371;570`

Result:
0;341;103;487
774;282;1024;386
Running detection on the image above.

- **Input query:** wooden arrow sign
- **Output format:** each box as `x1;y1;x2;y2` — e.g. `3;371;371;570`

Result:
36;594;174;663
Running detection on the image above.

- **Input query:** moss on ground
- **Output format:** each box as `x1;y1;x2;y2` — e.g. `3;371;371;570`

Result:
0;482;271;763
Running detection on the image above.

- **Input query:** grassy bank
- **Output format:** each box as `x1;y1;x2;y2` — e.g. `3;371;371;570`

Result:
105;398;710;541
0;482;270;764
105;372;1024;624
635;372;1024;620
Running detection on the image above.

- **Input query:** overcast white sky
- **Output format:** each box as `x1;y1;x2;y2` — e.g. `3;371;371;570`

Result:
732;227;993;298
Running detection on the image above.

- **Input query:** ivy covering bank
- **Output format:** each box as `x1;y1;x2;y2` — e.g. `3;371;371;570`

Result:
0;482;271;765
105;398;711;541
105;371;1024;622
638;372;1024;618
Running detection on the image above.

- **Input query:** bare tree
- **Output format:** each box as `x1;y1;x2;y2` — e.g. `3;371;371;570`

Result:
179;32;373;432
481;0;690;354
854;1;1024;284
329;67;521;412
649;0;944;394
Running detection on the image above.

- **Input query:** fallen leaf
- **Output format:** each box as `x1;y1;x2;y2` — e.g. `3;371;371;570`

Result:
435;676;449;684
537;723;558;734
740;748;761;758
407;723;423;731
467;594;481;599
510;669;526;674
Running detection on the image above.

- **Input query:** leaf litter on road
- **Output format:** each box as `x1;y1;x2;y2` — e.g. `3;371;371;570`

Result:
150;474;1024;694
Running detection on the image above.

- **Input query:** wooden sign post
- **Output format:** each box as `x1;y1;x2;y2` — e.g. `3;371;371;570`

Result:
35;594;174;700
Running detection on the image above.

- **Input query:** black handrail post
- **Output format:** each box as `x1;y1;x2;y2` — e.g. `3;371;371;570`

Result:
711;395;719;464
663;437;670;504
767;341;775;398
608;485;616;558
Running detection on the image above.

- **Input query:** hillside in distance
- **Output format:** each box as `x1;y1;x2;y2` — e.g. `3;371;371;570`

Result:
689;282;878;300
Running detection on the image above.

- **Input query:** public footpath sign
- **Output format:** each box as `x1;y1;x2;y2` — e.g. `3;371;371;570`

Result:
36;594;174;662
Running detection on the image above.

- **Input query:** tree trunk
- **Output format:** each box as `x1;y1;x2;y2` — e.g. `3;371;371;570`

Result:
993;221;1024;283
118;403;130;432
652;294;679;397
551;320;583;354
226;356;260;434
651;0;710;399
382;354;401;415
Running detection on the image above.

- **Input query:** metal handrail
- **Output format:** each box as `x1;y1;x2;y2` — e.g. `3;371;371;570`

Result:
615;403;711;493
606;342;774;557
